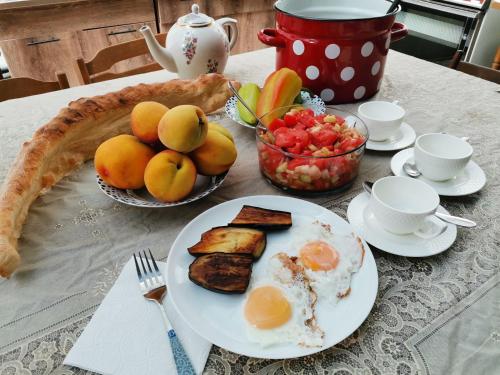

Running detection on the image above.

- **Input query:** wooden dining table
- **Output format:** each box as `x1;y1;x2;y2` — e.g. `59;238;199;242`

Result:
1;47;499;375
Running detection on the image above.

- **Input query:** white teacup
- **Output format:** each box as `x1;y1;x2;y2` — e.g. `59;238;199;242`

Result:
414;133;473;181
358;101;405;141
369;176;446;238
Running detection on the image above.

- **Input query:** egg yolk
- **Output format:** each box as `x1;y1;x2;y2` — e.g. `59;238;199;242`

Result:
244;286;292;329
299;240;339;271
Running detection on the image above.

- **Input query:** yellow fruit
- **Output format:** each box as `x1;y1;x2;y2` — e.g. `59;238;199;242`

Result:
190;122;237;175
158;105;208;152
131;101;169;144
144;150;197;202
95;134;155;189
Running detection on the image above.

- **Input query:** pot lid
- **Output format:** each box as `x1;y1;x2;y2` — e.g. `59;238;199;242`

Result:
178;4;213;27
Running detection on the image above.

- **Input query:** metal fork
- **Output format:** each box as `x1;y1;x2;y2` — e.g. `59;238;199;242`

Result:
133;250;196;375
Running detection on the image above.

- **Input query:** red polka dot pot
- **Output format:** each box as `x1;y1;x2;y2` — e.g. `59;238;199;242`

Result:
258;5;408;104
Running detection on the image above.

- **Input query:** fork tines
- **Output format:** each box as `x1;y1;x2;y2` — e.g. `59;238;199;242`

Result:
133;249;164;291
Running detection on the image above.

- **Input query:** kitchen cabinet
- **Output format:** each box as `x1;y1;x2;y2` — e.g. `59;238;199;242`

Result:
0;31;84;85
77;22;157;76
0;0;275;86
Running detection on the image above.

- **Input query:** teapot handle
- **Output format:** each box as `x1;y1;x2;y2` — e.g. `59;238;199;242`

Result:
216;18;238;50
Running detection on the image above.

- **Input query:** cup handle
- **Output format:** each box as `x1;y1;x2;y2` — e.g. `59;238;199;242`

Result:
414;216;447;239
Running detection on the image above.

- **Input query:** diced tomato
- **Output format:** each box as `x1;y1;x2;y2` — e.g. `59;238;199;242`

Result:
292;129;310;148
283;113;298;127
310;129;339;148
312;158;330;170
314;114;327;123
287;158;309;170
274;128;295;148
261;146;283;171
339;139;352;151
268;118;286;132
335;115;345;124
287;143;303;154
303;108;315;117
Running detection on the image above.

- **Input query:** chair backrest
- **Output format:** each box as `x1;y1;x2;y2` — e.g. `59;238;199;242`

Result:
456;61;500;84
75;33;166;85
449;49;500;84
0;72;69;102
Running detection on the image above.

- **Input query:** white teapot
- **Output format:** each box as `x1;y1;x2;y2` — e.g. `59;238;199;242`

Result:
140;4;238;79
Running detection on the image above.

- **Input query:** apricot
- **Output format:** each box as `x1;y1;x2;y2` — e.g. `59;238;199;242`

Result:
158;105;208;152
190;122;237;176
131;101;169;144
144;150;197;202
95;134;155;189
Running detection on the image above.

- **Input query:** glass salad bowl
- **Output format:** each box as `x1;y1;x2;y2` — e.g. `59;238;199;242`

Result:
256;106;368;194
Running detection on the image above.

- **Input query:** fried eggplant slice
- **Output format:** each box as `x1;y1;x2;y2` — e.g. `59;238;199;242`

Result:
188;226;267;259
188;253;253;294
229;205;292;230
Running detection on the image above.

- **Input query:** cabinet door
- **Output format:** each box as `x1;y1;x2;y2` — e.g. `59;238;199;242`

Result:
228;10;275;55
77;22;157;75
0;31;83;86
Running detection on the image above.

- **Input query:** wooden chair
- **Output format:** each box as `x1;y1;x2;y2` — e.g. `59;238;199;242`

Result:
75;33;166;84
0;73;69;102
449;50;500;84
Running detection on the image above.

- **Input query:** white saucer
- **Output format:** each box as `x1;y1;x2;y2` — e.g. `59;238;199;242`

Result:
391;148;486;196
366;123;416;151
347;193;457;257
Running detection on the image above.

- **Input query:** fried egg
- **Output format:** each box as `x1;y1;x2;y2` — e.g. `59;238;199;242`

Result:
291;220;364;304
243;253;324;347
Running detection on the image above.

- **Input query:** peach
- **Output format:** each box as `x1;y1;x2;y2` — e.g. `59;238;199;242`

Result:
158;105;208;152
131;101;169;144
144;150;197;202
95;134;155;189
190;122;237;176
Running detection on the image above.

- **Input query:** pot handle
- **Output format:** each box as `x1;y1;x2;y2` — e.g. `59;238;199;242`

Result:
390;22;408;43
257;28;286;48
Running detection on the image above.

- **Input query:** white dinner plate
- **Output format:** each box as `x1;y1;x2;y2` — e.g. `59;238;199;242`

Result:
366;122;416;151
347;193;457;257
166;195;378;359
391;148;486;196
225;91;326;129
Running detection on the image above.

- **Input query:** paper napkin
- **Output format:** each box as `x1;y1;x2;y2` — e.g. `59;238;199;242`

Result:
64;257;212;375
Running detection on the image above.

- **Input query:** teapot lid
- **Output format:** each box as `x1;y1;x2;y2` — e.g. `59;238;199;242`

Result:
178;4;213;27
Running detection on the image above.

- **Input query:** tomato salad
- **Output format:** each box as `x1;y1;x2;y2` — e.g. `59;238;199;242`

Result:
257;107;367;192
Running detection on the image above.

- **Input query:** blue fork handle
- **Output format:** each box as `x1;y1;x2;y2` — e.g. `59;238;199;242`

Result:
167;329;197;375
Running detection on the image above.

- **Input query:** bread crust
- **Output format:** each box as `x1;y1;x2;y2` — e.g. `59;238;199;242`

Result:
0;74;237;277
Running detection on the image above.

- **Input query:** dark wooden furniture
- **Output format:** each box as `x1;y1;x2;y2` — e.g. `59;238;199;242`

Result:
75;33;166;84
0;73;69;102
449;50;500;84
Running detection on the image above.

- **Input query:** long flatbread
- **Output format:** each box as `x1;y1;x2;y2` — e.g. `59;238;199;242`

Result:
0;74;238;277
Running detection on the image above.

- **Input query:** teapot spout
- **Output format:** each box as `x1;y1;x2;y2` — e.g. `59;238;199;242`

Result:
139;25;177;73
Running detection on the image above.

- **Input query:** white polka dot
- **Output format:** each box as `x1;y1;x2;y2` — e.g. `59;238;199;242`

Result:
361;41;374;57
320;88;335;102
354;86;366;100
306;65;319;80
371;61;381;76
293;40;305;55
377;79;383;90
325;44;340;59
340;67;355;81
385;36;391;50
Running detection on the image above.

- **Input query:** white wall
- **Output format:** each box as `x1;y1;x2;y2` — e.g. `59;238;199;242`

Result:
470;0;500;67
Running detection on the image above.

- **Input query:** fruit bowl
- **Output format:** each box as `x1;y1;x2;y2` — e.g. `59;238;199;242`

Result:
256;106;368;194
225;90;326;129
97;172;227;208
